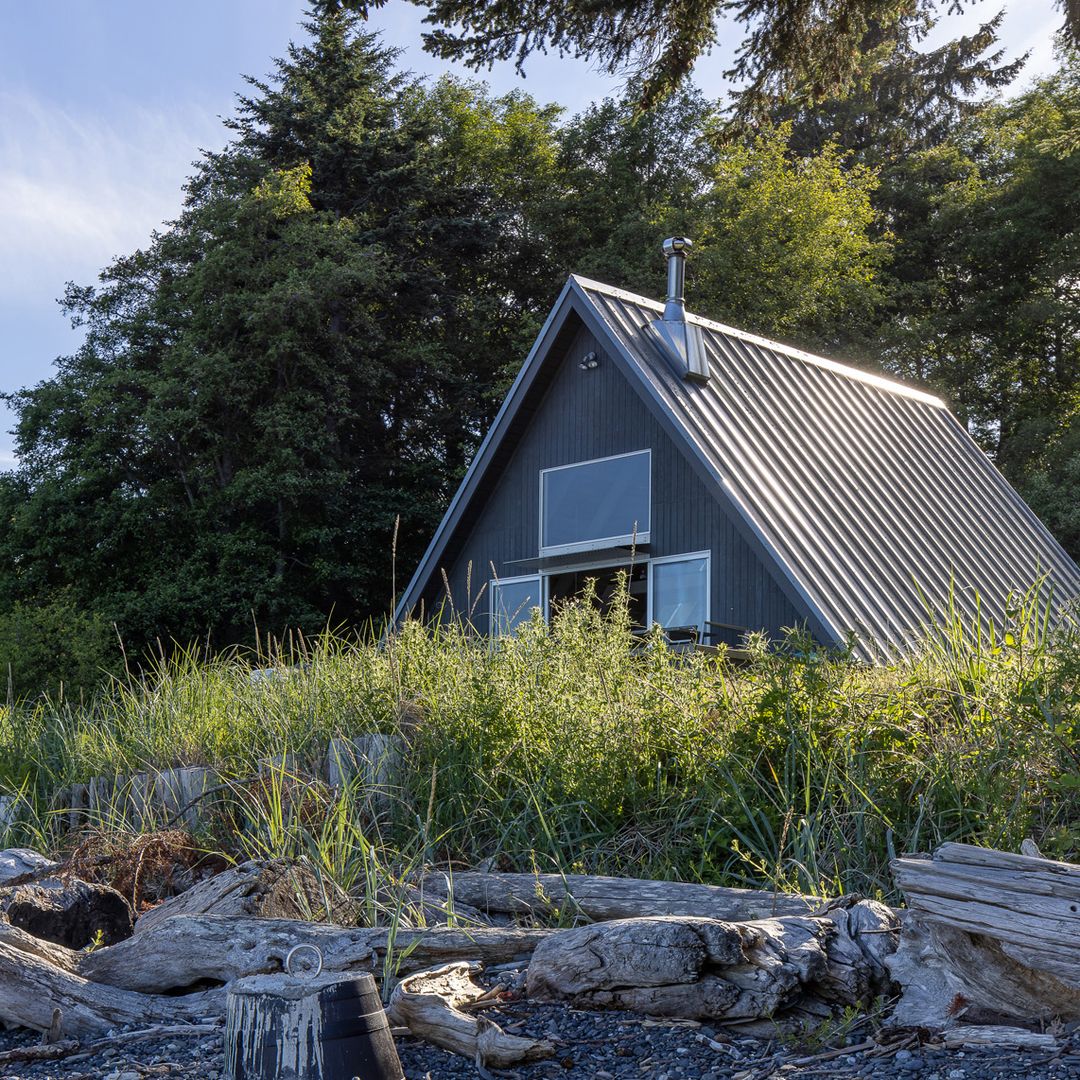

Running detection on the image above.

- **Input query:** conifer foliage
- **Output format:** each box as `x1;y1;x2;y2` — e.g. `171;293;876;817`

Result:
1;12;887;663
1;13;561;648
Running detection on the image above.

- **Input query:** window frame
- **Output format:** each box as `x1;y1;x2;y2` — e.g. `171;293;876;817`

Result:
538;449;652;557
647;550;711;634
489;573;542;637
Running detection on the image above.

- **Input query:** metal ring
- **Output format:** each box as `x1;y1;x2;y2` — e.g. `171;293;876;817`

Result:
285;944;323;980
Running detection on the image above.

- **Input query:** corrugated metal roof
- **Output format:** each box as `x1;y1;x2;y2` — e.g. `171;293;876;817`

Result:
576;275;1080;657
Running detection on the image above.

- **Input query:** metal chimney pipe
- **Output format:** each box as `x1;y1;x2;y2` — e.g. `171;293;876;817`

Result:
662;236;692;321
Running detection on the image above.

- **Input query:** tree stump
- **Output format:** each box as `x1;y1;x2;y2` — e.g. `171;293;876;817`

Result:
889;842;1080;1027
225;970;404;1080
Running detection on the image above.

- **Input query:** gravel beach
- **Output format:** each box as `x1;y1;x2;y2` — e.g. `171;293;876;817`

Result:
2;999;1078;1080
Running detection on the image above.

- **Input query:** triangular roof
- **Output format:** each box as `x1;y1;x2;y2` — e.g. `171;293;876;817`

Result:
396;275;1080;659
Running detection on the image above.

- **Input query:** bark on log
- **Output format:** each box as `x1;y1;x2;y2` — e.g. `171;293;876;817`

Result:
135;860;341;934
421;870;818;924
0;940;222;1037
82;914;552;993
526;901;898;1024
889;842;1080;1027
387;963;555;1068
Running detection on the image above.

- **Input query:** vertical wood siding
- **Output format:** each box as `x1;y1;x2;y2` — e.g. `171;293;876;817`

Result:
425;324;802;637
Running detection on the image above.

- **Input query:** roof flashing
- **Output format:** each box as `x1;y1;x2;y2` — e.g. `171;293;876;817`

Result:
647;316;711;382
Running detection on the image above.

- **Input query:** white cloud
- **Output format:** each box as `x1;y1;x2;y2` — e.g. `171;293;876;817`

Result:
0;448;17;472
0;91;228;303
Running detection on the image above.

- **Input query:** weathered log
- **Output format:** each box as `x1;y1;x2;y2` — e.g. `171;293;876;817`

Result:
0;940;222;1037
0;1023;219;1067
3;877;134;948
0;847;58;886
82;914;552;993
140;851;488;934
889;843;1080;1027
942;1025;1060;1051
0;1039;80;1065
135;860;339;934
421;870;819;924
0;919;80;971
387;962;555;1068
812;899;901;1006
526;902;898;1023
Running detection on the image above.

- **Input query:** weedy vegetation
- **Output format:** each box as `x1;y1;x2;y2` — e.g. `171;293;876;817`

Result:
1;583;1078;914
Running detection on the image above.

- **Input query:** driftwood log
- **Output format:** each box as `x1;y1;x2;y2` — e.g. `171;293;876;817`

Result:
388;963;555;1068
889;842;1080;1027
422;870;817;923
0;918;81;971
526;900;898;1027
0;940;222;1037
135;857;476;933
3;878;134;948
0;848;59;886
0;1023;220;1067
83;914;552;993
942;1025;1061;1051
0;915;547;1036
135;860;338;934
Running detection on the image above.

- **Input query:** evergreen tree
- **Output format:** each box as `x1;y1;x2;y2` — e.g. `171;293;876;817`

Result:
873;55;1080;548
326;0;1079;116
2;11;561;648
0;12;895;660
545;94;887;349
776;9;1024;166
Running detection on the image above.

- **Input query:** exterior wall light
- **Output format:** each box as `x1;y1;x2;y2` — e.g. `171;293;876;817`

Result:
579;352;600;370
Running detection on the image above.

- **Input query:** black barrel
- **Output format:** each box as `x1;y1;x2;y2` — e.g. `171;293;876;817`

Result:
226;971;404;1080
319;973;405;1080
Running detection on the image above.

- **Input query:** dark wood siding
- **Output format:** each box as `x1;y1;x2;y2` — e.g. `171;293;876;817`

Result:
423;323;802;636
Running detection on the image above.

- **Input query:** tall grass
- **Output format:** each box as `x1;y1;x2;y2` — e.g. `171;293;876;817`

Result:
1;585;1078;905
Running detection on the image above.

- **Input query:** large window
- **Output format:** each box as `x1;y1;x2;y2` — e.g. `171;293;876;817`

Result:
490;575;541;636
540;450;650;555
650;552;710;635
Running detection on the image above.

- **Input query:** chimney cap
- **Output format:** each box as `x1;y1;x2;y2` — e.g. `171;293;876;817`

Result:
662;236;693;257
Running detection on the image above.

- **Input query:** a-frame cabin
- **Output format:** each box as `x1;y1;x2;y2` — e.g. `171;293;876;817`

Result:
395;239;1080;660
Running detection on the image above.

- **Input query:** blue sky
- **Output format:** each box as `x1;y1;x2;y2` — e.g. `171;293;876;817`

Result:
0;0;1064;468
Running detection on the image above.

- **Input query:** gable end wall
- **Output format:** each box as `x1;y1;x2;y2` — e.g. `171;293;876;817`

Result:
424;325;804;636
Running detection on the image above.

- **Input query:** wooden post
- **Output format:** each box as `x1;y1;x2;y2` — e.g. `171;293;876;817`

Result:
0;796;16;835
156;767;217;829
67;784;88;832
323;735;403;819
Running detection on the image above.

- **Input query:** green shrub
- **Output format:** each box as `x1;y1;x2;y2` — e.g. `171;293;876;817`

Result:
0;585;1077;903
0;592;120;703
